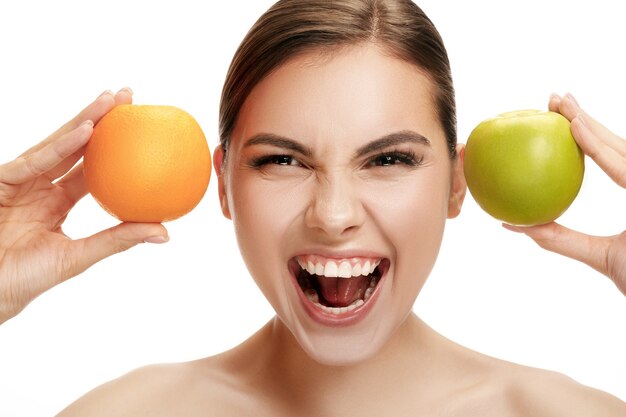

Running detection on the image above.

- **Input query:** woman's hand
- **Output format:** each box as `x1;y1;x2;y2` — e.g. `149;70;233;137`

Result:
0;89;169;324
504;93;626;296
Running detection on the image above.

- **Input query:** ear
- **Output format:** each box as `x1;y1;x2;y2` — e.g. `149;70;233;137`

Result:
212;145;232;220
447;143;467;219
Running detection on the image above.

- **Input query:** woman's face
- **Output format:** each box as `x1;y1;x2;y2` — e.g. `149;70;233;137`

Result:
215;44;466;365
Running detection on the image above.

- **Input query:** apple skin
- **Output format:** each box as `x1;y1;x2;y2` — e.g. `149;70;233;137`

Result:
463;110;585;226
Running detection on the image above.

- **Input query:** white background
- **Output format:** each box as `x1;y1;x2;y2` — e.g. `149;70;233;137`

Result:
0;1;625;415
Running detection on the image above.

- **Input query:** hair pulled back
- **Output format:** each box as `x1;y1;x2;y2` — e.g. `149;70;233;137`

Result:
219;0;456;158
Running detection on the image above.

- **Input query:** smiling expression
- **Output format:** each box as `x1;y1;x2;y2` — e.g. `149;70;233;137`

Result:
214;44;466;365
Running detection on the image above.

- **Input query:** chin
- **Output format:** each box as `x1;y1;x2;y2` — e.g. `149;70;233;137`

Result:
295;326;392;367
283;295;406;367
276;256;414;367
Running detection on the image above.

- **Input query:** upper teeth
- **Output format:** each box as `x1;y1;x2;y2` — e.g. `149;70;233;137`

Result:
296;257;381;278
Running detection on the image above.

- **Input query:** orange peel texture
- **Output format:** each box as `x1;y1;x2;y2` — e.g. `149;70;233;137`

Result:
84;104;212;223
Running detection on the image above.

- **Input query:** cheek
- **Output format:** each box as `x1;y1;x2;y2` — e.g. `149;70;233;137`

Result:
232;175;303;242
229;174;301;299
228;165;451;308
365;168;450;239
364;170;450;296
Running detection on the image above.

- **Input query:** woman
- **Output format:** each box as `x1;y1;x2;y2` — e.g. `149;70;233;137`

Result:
0;0;624;415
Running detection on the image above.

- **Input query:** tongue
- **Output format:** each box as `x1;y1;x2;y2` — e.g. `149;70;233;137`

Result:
316;275;370;307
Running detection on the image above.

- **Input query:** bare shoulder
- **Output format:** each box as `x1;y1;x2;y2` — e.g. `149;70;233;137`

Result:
55;355;245;417
505;365;626;417
445;350;625;417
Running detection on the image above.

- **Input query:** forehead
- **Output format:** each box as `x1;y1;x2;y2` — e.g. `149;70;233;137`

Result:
233;44;445;150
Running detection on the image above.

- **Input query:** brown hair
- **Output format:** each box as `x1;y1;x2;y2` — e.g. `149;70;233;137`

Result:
219;0;456;159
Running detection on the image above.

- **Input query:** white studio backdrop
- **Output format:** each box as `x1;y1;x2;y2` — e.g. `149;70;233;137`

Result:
0;1;624;415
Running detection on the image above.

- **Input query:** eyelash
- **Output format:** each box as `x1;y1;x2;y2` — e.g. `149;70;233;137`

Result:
248;150;424;169
249;154;301;168
368;150;423;167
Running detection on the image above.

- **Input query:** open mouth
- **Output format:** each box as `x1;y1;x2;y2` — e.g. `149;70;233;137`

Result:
291;255;390;315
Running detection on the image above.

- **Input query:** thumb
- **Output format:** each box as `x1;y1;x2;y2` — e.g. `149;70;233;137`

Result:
71;222;169;276
503;222;610;277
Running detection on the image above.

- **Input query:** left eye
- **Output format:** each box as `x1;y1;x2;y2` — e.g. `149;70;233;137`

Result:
268;155;297;166
369;152;420;167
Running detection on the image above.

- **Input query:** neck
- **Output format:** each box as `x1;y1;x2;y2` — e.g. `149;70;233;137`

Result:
253;313;450;414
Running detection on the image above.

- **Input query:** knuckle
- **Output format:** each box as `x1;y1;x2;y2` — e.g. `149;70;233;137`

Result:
534;239;554;251
603;160;626;189
607;232;626;294
0;183;16;203
21;154;44;177
615;162;626;188
57;248;78;278
107;228;135;254
0;164;15;202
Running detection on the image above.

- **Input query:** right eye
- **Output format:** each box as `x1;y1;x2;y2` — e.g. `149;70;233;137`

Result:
249;154;303;168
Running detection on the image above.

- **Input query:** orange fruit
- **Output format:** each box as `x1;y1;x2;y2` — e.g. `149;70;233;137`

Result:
83;104;211;223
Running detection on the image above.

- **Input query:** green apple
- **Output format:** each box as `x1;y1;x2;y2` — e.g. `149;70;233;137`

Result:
463;110;585;226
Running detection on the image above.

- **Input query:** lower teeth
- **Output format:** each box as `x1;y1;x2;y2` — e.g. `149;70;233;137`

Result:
305;296;365;315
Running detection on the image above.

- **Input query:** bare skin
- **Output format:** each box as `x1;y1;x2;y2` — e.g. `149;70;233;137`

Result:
505;93;626;296
0;89;169;325
55;46;625;417
58;314;624;417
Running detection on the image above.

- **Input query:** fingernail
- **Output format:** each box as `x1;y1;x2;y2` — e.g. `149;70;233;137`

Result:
565;92;579;106
98;89;114;98
144;235;169;244
80;119;94;128
117;86;134;96
549;92;561;101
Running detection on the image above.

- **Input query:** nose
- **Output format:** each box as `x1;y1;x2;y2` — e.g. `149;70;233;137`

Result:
304;173;366;239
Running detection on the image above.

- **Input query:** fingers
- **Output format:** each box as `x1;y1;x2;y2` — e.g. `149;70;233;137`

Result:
46;88;134;182
68;222;169;278
57;162;88;204
18;90;113;159
49;88;136;204
549;93;626;188
47;147;86;182
113;87;133;106
0;120;94;185
0;88;135;189
552;94;626;154
46;87;134;149
19;87;133;160
571;114;626;187
503;222;611;277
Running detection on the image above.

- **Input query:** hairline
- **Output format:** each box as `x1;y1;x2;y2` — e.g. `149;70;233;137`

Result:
225;40;444;156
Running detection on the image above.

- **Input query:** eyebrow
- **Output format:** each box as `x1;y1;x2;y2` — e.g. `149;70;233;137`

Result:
244;133;314;158
243;130;430;158
354;130;431;158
